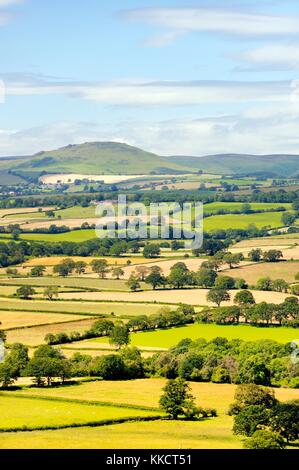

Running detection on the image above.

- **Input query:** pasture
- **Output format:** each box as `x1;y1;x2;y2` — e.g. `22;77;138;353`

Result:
204;202;291;214
0;380;296;449
19;230;98;243
95;323;299;348
204;211;289;231
0;395;157;431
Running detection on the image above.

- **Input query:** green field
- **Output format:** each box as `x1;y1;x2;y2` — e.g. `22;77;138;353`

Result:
95;323;299;348
0;277;149;292
0;395;157;431
20;230;97;242
204;202;291;214
0;380;296;449
204;211;289;231
0;298;166;317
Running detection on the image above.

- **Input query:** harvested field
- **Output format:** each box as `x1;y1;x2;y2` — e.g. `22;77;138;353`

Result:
0;311;86;330
224;261;299;284
58;288;292;305
6;317;103;346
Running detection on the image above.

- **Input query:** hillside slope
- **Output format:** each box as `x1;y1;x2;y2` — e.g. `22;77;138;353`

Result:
14;142;192;175
170;153;299;177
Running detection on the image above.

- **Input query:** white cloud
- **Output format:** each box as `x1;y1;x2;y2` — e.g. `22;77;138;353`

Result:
3;74;295;106
237;43;299;70
144;30;186;47
2;107;299;157
122;7;299;40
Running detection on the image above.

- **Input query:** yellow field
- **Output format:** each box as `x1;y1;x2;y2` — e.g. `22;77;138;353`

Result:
224;261;299;284
58;288;292;306
0;311;87;330
0;417;241;449
22;256;151;267
0;380;296;449
5;317;102;346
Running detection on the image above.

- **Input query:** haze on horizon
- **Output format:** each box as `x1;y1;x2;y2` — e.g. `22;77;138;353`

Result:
1;0;299;157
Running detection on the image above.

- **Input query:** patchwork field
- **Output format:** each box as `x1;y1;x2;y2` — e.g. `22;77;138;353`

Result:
204;202;292;214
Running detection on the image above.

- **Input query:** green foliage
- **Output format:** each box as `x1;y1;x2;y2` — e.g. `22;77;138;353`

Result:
244;430;285;449
159;378;198;420
16;285;35;299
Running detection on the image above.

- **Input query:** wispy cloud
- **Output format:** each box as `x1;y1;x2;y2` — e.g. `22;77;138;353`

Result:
236;43;299;71
121;7;299;45
2;73;295;106
0;0;24;26
2;104;299;157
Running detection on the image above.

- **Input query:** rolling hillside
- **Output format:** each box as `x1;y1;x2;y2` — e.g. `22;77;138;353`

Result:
13;142;192;176
169;153;299;177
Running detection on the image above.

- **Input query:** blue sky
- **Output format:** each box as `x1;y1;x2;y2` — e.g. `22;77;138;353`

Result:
1;0;299;156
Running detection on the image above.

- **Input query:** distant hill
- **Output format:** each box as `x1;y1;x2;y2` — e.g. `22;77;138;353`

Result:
2;143;299;179
169;153;299;177
13;142;192;176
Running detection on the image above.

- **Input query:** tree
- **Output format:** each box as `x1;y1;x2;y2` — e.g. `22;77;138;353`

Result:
233;405;270;436
74;261;87;275
281;212;296;227
43;286;59;301
263;250;283;262
112;267;124;280
244;430;285;449
256;277;273;291
88;319;114;337
270;401;299;443
223;252;243;269
207;288;230;307
0;343;29;388
248;248;263;262
272;279;288;293
109;323;130;349
30;265;46;277
91;354;126;380
90;259;110;278
16;285;35;300
229;384;277;415
143;244;160;258
196;268;217;288
167;263;190;289
145;270;165;290
134;265;149;281
241;203;252;214
159;378;198;420
53;259;75;277
234;290;255;307
26;345;70;386
215;275;235;290
126;274;141;291
238;356;271;385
